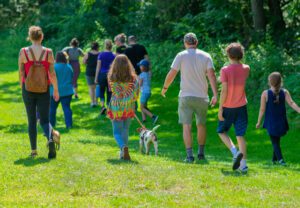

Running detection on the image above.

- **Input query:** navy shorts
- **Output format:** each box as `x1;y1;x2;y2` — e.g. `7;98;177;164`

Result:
217;105;248;136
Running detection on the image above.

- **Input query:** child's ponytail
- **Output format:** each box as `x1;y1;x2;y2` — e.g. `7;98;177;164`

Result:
268;72;282;104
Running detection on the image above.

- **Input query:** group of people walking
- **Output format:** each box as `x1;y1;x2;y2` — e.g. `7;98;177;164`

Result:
19;26;300;173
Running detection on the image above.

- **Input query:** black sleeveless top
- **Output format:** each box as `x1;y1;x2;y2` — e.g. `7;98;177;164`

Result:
85;52;99;76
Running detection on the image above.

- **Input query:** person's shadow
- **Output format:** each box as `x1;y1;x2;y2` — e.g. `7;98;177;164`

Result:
106;159;139;165
14;157;50;167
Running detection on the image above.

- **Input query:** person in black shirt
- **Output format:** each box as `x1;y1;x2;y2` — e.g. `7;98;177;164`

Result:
114;33;127;55
83;42;99;107
124;35;149;75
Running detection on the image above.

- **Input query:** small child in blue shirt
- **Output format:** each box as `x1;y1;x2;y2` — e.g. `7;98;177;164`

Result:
138;59;158;125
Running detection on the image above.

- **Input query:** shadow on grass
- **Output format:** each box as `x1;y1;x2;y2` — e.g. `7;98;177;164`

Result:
14;157;50;167
220;168;248;177
106;158;139;165
0;124;28;134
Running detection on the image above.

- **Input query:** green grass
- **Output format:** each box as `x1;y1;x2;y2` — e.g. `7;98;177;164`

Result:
0;57;300;207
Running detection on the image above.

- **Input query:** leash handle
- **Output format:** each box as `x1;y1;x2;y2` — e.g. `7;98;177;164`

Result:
134;114;146;129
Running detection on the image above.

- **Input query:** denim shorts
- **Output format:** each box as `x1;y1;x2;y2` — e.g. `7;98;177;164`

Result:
140;92;151;105
178;96;208;125
217;105;248;136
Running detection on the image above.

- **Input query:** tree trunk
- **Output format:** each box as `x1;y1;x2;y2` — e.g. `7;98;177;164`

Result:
268;0;286;39
251;0;266;31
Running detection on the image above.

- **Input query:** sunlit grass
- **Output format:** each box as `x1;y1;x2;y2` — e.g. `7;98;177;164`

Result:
0;60;300;207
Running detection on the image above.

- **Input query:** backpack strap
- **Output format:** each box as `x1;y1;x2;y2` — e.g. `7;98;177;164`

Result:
28;47;37;62
23;48;29;62
38;49;46;62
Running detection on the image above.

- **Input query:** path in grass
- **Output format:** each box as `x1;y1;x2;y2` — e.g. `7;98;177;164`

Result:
0;63;299;207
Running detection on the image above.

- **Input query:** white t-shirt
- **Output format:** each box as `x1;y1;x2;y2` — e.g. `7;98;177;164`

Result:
171;48;214;99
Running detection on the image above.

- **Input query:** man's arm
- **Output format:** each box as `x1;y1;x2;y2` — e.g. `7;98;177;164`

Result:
161;69;178;97
207;68;218;106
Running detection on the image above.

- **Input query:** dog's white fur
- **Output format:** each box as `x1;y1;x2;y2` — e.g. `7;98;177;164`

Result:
138;125;160;155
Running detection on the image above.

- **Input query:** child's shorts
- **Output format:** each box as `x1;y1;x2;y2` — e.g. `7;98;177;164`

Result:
140;92;151;105
217;105;248;136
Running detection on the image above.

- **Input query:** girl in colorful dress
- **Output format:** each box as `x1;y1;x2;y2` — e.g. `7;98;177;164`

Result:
107;55;139;160
256;72;300;165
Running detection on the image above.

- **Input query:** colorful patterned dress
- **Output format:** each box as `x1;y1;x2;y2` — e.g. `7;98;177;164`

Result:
107;79;139;120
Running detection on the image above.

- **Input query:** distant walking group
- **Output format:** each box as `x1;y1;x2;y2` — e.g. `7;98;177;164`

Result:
19;26;300;172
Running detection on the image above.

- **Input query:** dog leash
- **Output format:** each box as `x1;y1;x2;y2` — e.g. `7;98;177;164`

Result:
134;114;146;129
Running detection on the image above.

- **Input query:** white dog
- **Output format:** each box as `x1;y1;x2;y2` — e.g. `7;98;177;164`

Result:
137;125;160;155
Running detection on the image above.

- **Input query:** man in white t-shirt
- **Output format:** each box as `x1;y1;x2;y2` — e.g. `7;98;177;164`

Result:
161;32;218;162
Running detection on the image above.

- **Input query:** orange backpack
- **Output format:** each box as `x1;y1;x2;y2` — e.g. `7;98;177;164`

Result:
25;48;48;93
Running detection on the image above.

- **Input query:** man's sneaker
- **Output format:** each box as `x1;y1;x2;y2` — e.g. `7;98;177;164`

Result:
232;151;243;170
198;154;205;160
239;166;248;173
48;140;56;159
152;115;159;125
123;146;131;160
184;156;195;163
278;159;286;166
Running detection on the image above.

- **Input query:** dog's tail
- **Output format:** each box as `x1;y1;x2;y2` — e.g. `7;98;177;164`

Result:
151;125;160;133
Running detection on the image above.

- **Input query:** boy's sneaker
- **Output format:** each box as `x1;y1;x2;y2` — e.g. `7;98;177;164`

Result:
278;159;286;166
152;115;159;125
198;154;205;160
239;166;248;173
184;156;195;163
123;146;131;160
48;140;56;159
232;151;243;170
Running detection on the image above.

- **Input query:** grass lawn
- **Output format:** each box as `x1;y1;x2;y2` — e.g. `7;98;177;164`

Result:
0;58;300;207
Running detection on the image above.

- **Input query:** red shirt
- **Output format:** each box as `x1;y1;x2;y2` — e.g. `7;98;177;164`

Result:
22;47;51;84
220;64;250;108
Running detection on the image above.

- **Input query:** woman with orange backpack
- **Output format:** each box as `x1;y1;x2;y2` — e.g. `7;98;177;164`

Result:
18;26;60;159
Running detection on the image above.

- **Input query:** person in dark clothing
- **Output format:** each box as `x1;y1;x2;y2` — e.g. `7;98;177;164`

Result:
124;35;149;75
114;33;127;55
83;42;99;107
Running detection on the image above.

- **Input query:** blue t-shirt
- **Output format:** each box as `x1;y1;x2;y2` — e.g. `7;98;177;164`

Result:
50;63;74;97
97;51;115;74
139;72;151;94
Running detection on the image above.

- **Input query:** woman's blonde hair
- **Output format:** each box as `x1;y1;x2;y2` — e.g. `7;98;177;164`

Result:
105;39;113;50
268;72;283;103
108;55;136;82
27;26;43;41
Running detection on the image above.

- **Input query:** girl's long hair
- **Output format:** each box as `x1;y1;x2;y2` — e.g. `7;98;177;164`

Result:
268;72;282;104
108;55;136;82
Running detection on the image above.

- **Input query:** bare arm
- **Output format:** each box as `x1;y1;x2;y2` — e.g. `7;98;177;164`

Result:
83;53;88;65
218;82;228;121
161;69;178;97
95;60;101;83
18;49;25;88
207;68;218;106
285;90;300;113
48;50;59;101
256;91;267;128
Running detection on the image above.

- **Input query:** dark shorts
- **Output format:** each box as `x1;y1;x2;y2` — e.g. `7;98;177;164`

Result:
217;105;248;136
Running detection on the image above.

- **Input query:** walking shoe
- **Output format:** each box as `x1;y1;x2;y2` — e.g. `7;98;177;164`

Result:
48;140;56;159
239;166;248;173
100;107;107;115
52;129;61;150
278;159;286;166
198;154;205;160
119;149;124;159
232;151;243;170
123;146;131;160
184;156;195;163
30;152;38;158
152;115;159;125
